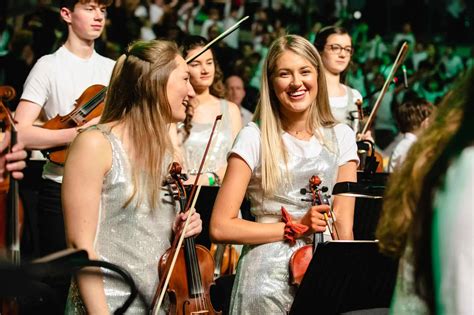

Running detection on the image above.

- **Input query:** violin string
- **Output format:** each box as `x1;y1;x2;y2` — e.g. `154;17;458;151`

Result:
180;175;204;311
154;117;222;312
188;239;202;309
183;116;223;312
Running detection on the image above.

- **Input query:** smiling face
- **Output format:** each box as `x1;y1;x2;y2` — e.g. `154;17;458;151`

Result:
186;47;215;93
320;33;352;75
167;55;195;122
272;50;318;120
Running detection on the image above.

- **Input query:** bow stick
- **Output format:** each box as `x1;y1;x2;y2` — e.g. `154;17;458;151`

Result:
185;16;249;64
360;42;409;135
151;16;249;312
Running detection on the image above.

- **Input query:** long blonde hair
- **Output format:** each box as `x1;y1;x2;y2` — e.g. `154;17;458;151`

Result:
253;34;336;195
100;40;179;208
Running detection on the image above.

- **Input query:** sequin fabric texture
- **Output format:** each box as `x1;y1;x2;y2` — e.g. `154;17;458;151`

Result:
65;126;176;314
229;126;340;314
181;99;233;175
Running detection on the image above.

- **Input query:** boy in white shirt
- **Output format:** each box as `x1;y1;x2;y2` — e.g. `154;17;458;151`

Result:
14;0;115;310
388;98;434;172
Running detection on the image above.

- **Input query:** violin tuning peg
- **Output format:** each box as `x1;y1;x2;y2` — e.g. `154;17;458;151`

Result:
300;188;308;195
322;186;329;193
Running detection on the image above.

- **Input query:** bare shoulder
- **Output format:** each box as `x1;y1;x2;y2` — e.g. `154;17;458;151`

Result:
68;128;112;168
73;128;110;149
227;101;243;123
227;101;241;115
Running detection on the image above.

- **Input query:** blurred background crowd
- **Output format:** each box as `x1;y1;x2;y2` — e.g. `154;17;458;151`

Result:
1;0;473;150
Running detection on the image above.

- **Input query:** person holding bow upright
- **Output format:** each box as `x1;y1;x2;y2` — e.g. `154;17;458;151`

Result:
178;35;242;186
175;35;242;249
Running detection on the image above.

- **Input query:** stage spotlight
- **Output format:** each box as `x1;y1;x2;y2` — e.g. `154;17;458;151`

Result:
353;11;362;20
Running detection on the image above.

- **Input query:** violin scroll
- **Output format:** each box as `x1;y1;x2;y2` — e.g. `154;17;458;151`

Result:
289;176;335;287
0;87;16;102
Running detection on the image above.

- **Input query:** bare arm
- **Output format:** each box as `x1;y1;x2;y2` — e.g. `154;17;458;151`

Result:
332;161;357;240
210;154;328;245
15;100;99;150
14;100;77;149
62;129;112;314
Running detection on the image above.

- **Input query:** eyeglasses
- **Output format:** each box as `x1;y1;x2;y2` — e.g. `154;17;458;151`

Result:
325;44;354;55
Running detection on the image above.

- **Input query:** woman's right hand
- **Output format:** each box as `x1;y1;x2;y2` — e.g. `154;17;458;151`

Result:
296;204;330;236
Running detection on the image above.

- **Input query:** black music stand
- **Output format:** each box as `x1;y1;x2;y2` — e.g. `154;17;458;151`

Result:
290;241;398;315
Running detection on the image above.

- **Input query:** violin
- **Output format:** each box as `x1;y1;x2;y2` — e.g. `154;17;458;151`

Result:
289;175;333;287
0;86;24;315
151;16;249;313
41;84;107;165
210;243;239;279
154;162;220;315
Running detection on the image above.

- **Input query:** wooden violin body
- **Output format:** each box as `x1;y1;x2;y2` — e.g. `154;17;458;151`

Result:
159;244;220;315
41;84;107;165
289;244;312;286
210;243;239;279
152;162;221;315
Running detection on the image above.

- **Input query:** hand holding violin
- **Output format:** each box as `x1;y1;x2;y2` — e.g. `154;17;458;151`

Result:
172;209;202;238
295;204;331;237
0;132;27;181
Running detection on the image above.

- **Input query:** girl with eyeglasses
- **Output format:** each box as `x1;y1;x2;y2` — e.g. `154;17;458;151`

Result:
314;26;363;131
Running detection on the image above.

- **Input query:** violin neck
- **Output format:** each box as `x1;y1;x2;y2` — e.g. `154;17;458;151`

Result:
312;233;324;254
79;87;107;117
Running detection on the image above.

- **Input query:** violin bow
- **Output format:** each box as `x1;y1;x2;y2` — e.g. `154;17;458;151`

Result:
185;16;249;64
151;115;223;314
151;16;249;312
360;42;409;135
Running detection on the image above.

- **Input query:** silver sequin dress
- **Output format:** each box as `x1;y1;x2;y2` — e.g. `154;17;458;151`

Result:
65;125;176;314
181;99;233;175
229;123;341;314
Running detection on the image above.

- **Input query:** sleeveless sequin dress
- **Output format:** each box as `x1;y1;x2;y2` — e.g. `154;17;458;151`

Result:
181;99;233;175
229;124;340;314
65;125;176;314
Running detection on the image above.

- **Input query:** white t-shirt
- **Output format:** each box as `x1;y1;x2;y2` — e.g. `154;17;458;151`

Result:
230;122;359;172
388;132;417;172
21;45;115;182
